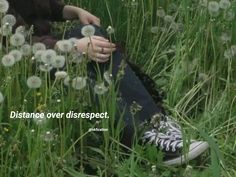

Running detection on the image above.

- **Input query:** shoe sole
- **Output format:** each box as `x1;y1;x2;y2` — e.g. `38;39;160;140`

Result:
163;141;209;166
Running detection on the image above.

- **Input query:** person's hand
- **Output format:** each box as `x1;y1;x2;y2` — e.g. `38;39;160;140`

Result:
76;36;116;63
77;8;100;26
63;6;100;26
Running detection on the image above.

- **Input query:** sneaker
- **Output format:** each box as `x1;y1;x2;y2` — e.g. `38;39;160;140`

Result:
143;115;209;166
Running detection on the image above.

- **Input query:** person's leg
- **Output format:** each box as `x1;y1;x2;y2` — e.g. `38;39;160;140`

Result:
65;24;164;145
65;24;209;165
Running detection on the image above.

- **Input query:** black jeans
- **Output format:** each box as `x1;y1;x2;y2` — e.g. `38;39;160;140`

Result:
65;25;164;147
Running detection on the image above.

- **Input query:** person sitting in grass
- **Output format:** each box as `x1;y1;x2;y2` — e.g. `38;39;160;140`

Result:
5;0;209;166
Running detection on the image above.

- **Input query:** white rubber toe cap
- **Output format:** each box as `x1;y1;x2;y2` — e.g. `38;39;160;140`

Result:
164;141;209;166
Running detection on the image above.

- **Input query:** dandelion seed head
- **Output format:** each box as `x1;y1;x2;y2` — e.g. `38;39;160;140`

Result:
56;99;61;103
208;1;220;16
72;77;86;90
43;131;54;142
200;0;208;7
34;50;44;62
10;33;25;46
32;42;46;54
220;32;231;43
30;129;35;133
150;26;159;34
219;0;231;10
81;25;95;37
164;15;174;23
2;14;16;27
39;64;53;72
20;44;31;56
0;92;4;103
9;50;22;62
0;0;9;13
103;71;112;85
26;76;42;89
15;25;27;37
156;8;165;18
224;49;233;59
71;51;84;64
170;22;179;32
56;40;73;53
41;49;56;64
0;23;12;36
198;73;208;82
231;45;236;56
55;71;68;80
1;54;15;67
68;37;78;47
106;26;115;35
63;76;70;86
94;82;108;95
160;27;168;33
52;55;65;68
224;9;235;21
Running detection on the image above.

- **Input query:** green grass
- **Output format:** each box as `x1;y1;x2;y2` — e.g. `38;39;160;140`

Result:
0;0;236;176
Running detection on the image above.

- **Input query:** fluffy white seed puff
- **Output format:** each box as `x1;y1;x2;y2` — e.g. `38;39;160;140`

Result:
0;23;12;36
55;71;68;80
103;71;112;85
72;77;87;90
52;55;65;68
41;49;57;64
26;76;42;89
20;44;32;56
56;40;73;53
0;0;9;13
10;33;25;46
39;64;53;72
208;1;220;16
32;42;46;54
94;82;108;95
1;54;15;67
219;0;231;10
15;25;27;37
106;26;115;35
9;50;23;62
81;25;95;37
2;14;16;26
63;76;70;86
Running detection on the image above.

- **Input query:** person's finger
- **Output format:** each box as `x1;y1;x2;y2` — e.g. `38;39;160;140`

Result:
92;17;100;26
96;40;116;48
91;57;109;63
80;19;90;25
91;52;110;59
93;46;116;54
92;36;109;42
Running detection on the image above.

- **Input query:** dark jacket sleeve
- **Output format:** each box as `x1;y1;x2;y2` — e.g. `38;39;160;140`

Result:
49;0;66;21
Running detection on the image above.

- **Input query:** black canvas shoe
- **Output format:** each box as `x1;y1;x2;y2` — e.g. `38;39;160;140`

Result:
143;115;209;166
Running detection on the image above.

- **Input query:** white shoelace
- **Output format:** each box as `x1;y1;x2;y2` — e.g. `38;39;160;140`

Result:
143;117;183;152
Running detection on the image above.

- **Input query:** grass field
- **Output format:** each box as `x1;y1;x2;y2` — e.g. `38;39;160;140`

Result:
0;0;236;176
